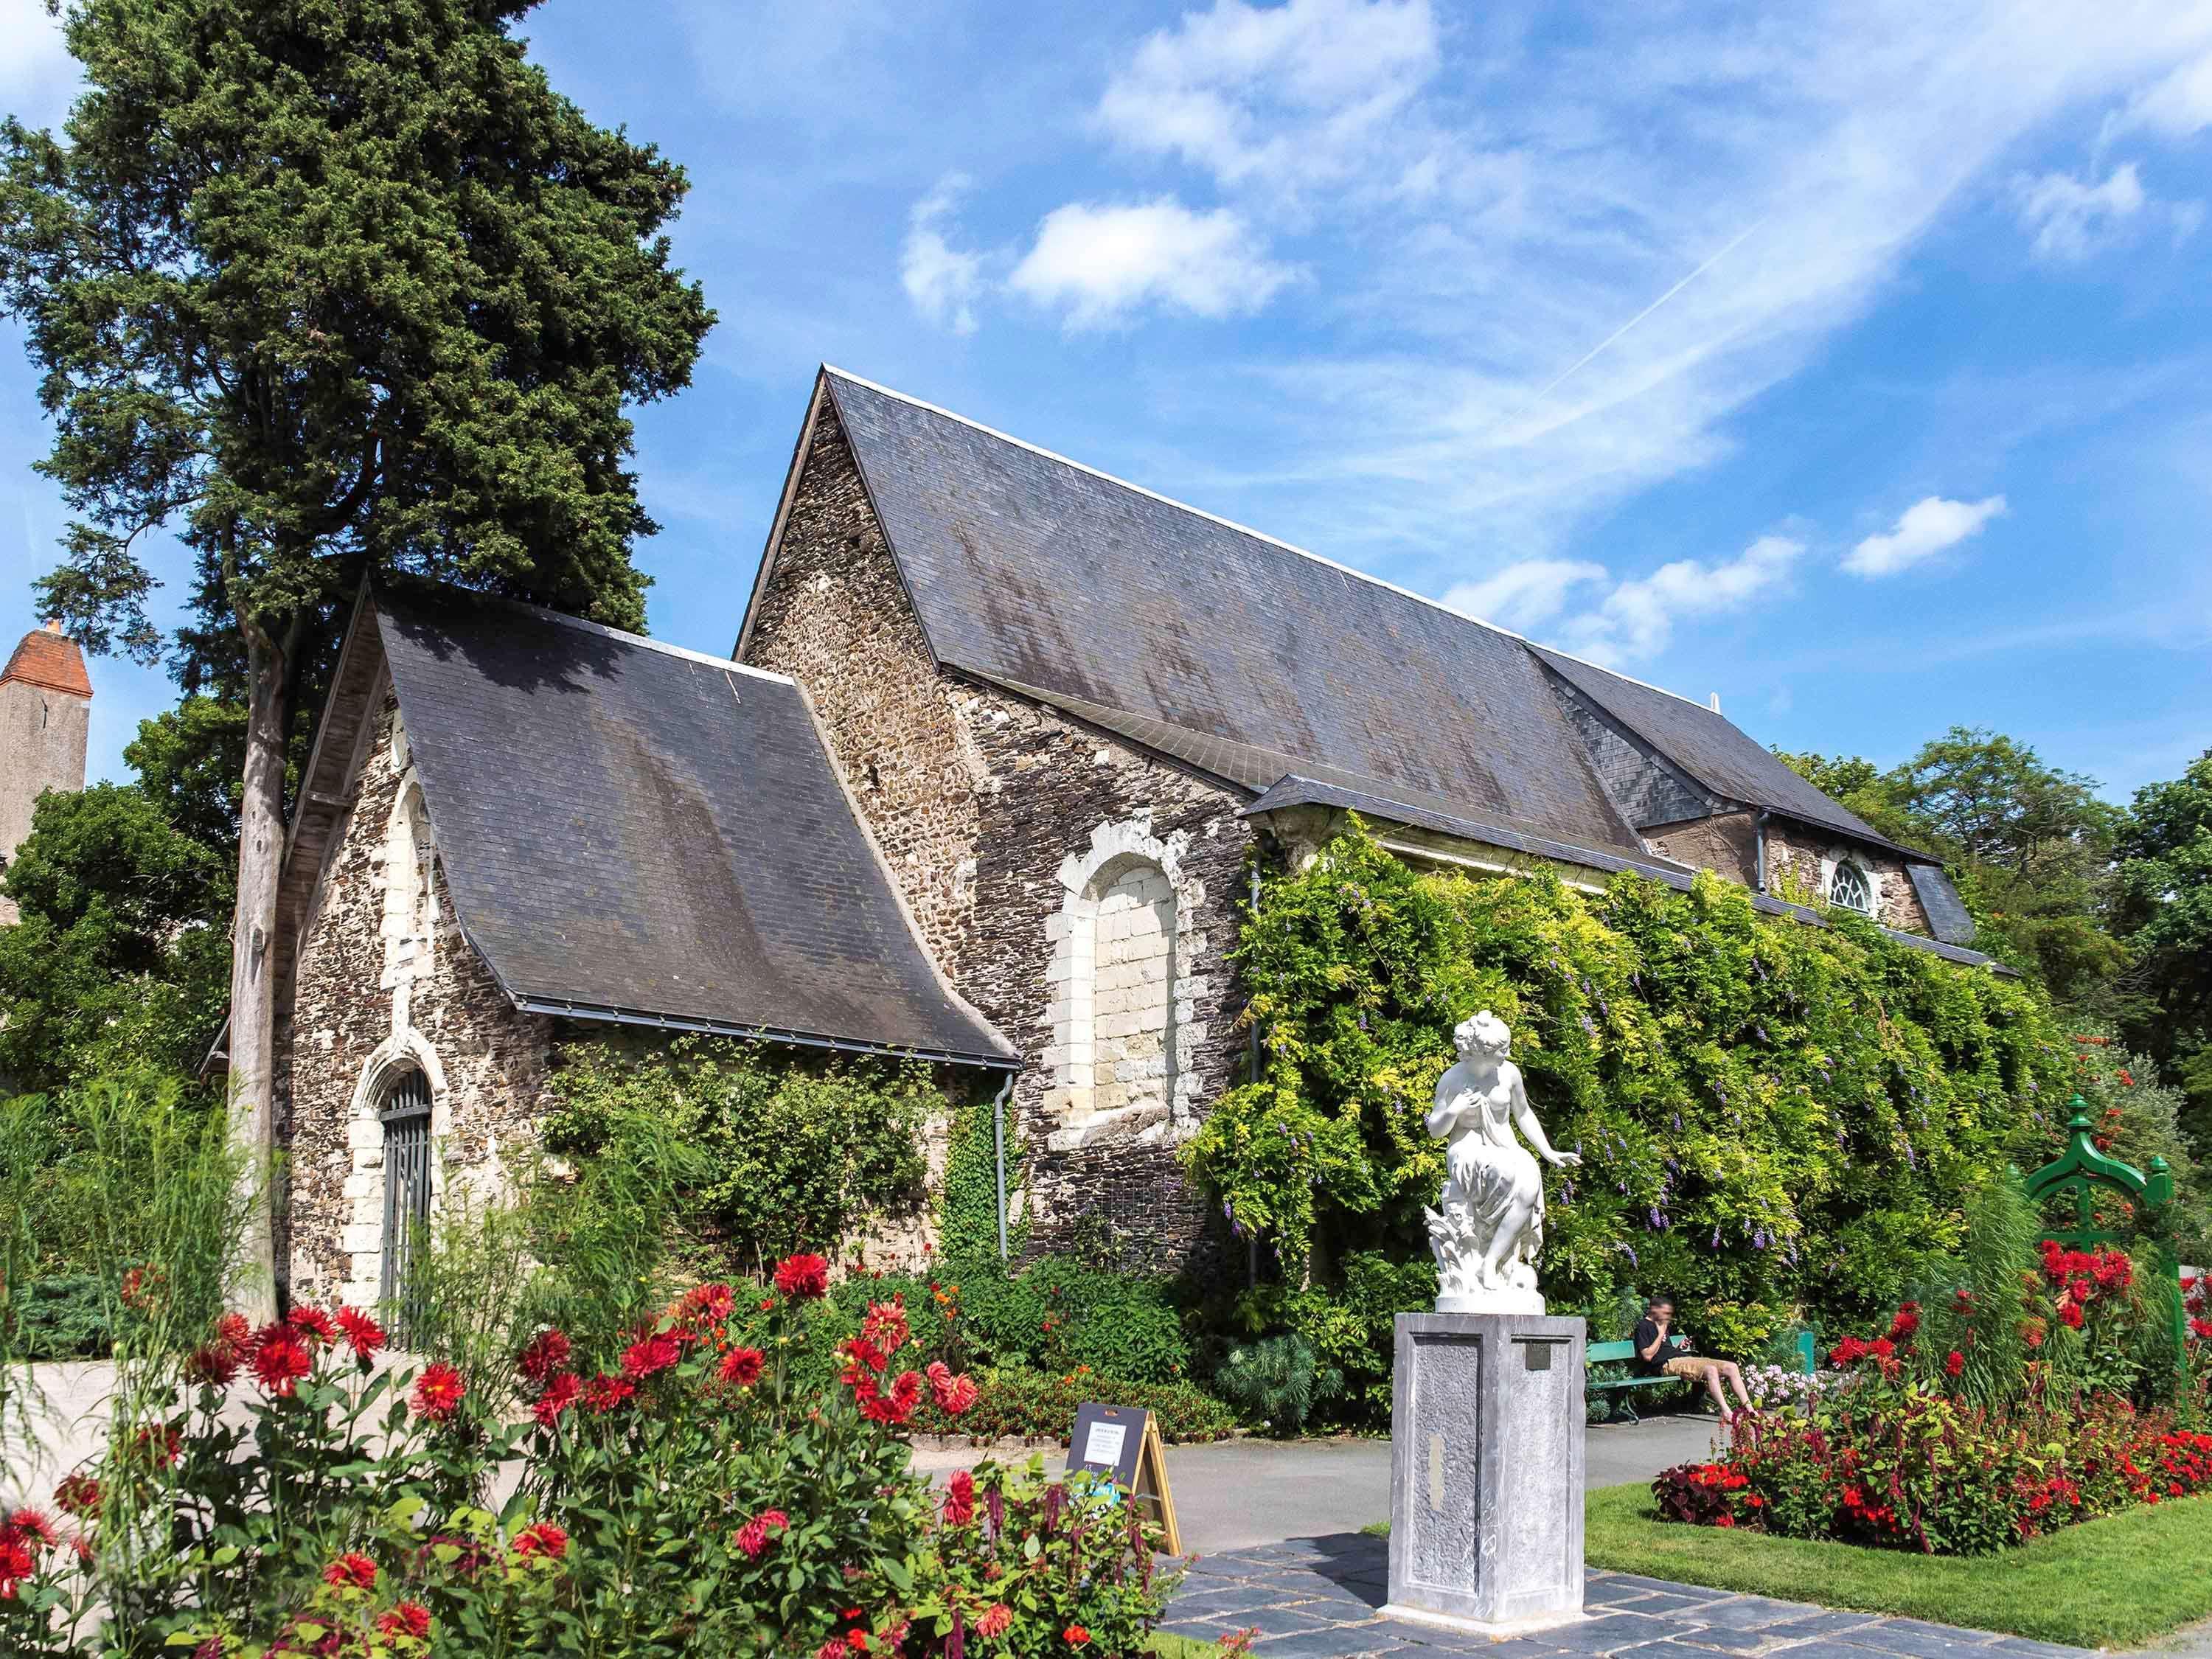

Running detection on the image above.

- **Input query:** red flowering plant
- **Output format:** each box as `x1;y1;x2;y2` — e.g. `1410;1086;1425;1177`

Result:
507;1253;992;1656
902;1455;1185;1659
1;1295;568;1658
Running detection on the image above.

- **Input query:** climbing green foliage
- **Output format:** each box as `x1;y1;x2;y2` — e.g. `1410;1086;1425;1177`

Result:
1183;822;2074;1417
937;1091;1025;1262
541;1036;936;1274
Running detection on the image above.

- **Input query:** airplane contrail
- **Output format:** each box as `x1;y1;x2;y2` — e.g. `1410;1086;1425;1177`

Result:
1522;215;1771;410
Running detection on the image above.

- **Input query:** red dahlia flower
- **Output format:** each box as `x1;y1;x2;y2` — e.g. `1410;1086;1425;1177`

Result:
378;1601;433;1639
622;1332;682;1380
251;1326;315;1397
1944;1349;1965;1377
774;1253;832;1300
1065;1626;1092;1646
323;1552;379;1590
335;1307;386;1359
518;1328;572;1382
943;1469;975;1526
411;1363;467;1423
513;1522;568;1560
532;1372;583;1429
684;1282;737;1323
861;1298;911;1358
288;1306;341;1346
584;1373;636;1413
720;1346;765;1387
8;1510;55;1548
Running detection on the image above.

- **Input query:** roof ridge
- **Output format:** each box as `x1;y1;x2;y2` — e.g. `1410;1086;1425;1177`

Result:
819;364;1711;713
392;587;797;686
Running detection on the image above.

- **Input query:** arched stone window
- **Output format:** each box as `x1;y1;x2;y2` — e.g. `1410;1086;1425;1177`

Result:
1043;818;1208;1150
1826;860;1874;915
378;1065;434;1312
336;1034;448;1311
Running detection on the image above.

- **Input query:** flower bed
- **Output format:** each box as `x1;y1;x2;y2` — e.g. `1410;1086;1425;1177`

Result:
1655;1253;2212;1557
0;1253;1192;1657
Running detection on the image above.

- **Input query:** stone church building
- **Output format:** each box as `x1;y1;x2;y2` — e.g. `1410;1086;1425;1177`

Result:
270;367;1992;1307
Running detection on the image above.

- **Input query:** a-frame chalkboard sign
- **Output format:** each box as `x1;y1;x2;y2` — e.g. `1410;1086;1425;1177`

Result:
1065;1402;1181;1554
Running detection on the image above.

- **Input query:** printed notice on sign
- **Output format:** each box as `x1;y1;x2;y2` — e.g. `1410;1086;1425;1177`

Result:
1082;1421;1127;1468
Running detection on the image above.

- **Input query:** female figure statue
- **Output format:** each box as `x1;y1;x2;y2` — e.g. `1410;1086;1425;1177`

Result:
1424;1010;1579;1314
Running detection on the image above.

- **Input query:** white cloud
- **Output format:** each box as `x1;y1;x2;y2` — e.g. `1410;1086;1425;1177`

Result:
1559;535;1805;666
1008;199;1292;330
2013;164;2148;262
1843;494;2006;577
0;0;80;130
1025;1;2212;578
1440;559;1605;633
900;175;985;335
2104;47;2212;141
1098;0;1439;201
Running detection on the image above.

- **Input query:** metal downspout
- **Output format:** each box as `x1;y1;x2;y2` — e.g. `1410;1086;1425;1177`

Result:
992;1072;1014;1261
1756;809;1770;893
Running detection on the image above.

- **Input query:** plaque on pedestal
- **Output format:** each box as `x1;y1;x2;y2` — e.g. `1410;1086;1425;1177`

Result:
1383;1311;1586;1636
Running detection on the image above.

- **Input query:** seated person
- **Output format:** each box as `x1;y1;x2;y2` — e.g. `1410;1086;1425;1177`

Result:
1632;1295;1755;1425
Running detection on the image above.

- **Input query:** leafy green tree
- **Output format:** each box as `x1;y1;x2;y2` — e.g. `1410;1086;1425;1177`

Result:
2112;750;2212;1140
0;781;231;1093
1778;728;2127;1004
0;0;714;1307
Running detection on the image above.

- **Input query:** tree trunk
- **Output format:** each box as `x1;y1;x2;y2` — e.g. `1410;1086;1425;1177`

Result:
227;621;292;1321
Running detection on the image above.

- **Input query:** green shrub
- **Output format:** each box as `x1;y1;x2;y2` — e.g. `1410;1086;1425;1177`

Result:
840;1253;1195;1385
1213;1334;1341;1436
909;1365;1236;1444
11;1275;114;1358
1184;822;2073;1423
541;1034;939;1272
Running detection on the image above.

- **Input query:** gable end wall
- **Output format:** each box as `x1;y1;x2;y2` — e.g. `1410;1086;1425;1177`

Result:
742;402;1252;1267
277;692;555;1304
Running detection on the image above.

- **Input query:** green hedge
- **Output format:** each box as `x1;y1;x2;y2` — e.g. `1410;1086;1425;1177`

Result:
908;1365;1235;1444
1185;822;2073;1422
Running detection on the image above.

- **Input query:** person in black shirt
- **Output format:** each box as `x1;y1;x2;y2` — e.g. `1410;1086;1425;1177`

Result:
1632;1296;1755;1425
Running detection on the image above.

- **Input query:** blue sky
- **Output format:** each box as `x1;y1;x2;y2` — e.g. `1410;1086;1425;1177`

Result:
3;0;2209;803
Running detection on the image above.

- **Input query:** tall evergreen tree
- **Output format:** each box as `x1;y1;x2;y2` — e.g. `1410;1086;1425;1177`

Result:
0;0;714;1310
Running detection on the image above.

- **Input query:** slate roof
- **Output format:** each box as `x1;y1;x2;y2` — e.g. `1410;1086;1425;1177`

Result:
339;589;1013;1068
1907;863;1980;947
742;367;1987;967
1;622;92;698
1531;645;1927;858
813;369;1647;859
1245;774;2006;973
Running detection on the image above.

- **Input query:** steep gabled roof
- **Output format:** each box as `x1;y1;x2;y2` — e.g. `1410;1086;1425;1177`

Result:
1;622;92;698
1531;645;1930;859
285;586;1013;1069
801;368;1648;860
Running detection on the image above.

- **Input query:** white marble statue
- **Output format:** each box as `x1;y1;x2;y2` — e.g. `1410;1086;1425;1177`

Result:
1423;1011;1580;1315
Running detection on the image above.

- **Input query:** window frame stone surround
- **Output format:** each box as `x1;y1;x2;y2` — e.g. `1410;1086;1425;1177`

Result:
1043;815;1209;1152
335;1029;449;1310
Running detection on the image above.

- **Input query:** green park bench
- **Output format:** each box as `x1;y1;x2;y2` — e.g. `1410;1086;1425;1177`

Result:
1585;1326;1817;1423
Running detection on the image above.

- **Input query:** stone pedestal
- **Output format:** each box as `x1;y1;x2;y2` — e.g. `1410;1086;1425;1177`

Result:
1384;1312;1586;1637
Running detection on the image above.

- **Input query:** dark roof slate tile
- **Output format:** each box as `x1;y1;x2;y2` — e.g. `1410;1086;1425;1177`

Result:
374;589;1012;1067
825;370;1647;858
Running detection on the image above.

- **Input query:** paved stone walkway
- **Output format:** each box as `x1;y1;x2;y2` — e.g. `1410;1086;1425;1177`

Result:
1158;1535;2094;1659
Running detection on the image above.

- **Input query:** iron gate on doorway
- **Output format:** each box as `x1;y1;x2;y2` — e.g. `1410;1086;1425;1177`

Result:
379;1068;434;1333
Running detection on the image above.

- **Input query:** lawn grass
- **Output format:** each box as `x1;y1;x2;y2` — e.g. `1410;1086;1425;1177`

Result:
1587;1483;2212;1649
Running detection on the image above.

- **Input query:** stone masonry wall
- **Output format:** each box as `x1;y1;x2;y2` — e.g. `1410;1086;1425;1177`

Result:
276;692;555;1307
1646;810;1759;886
743;401;1253;1269
1763;819;1931;936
